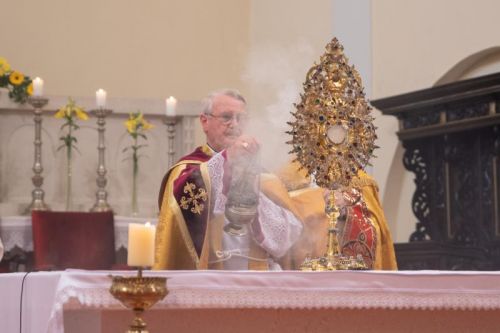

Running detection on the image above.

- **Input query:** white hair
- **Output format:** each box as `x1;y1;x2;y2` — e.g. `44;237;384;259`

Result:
201;89;246;115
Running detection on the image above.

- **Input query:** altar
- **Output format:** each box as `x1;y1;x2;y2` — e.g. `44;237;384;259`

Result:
2;269;500;333
0;215;158;271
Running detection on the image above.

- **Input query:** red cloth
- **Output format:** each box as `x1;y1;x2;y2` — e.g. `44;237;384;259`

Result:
158;146;213;209
31;211;115;271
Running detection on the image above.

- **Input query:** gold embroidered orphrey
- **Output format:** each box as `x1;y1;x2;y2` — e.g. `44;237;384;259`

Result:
180;182;208;214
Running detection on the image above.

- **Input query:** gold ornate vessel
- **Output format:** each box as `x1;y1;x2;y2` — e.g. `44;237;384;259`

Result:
287;37;376;271
110;269;168;333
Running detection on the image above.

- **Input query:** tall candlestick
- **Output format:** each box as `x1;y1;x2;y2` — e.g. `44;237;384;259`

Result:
25;96;50;213
163;116;178;168
33;77;44;97
127;222;156;267
96;89;107;108
166;96;177;117
90;107;113;212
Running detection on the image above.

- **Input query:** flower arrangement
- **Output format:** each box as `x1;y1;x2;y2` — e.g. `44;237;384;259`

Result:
0;57;33;103
55;98;89;210
123;111;154;216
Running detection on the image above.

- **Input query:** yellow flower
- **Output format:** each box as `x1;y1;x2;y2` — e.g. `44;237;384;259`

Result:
54;98;88;120
0;57;10;75
27;83;33;96
9;71;24;85
125;111;153;134
54;107;67;118
74;107;89;120
142;119;154;130
125;118;137;134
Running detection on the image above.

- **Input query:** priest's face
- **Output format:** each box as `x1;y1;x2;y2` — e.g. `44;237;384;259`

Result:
200;94;247;152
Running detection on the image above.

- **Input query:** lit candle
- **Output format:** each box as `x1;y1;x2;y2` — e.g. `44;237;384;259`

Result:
127;222;156;267
96;89;107;108
165;96;177;117
33;77;44;97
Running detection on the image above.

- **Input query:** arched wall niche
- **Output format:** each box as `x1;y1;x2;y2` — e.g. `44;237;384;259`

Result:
436;46;500;85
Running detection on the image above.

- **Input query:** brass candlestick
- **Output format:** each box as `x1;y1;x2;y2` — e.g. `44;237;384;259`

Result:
25;96;50;213
110;268;168;333
90;108;113;212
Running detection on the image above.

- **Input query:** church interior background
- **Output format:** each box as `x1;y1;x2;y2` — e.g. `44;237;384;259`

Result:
2;0;500;331
3;0;500;242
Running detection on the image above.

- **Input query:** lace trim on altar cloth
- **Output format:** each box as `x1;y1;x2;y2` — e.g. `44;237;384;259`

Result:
50;284;500;312
1;226;33;251
46;271;500;332
47;285;123;332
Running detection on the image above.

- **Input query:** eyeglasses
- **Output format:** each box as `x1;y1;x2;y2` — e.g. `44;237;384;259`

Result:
205;113;249;125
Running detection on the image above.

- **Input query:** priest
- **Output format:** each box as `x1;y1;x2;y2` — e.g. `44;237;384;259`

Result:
153;89;303;270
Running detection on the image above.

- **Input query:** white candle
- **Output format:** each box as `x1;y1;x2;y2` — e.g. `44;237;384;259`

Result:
127;222;156;267
33;77;44;97
166;96;177;117
96;89;107;108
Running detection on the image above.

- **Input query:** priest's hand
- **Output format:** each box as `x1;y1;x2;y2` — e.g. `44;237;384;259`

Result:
226;135;260;162
323;188;361;207
323;189;347;207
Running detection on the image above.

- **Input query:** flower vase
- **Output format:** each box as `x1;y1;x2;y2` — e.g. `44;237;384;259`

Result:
131;155;138;217
65;146;73;211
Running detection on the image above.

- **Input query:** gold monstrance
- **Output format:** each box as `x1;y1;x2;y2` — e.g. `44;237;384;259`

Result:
287;37;377;271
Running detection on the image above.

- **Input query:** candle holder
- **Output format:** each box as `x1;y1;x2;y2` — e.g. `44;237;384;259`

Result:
25;96;50;213
163;116;179;168
110;268;168;333
90;108;113;212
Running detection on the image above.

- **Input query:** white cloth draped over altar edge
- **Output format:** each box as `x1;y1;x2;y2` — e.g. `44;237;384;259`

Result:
2;269;500;333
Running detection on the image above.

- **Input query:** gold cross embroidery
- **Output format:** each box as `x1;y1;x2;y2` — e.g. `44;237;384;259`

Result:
179;182;208;215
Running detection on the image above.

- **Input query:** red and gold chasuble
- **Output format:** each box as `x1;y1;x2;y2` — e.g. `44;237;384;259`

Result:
153;145;272;270
154;145;213;270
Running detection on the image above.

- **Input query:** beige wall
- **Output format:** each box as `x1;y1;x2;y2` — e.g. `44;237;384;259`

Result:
372;0;500;241
244;0;334;172
0;0;335;216
0;0;251;101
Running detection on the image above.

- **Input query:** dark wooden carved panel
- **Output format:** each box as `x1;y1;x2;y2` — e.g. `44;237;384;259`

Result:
372;73;500;270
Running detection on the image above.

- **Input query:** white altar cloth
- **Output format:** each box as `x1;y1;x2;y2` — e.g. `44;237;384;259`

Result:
2;270;500;333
